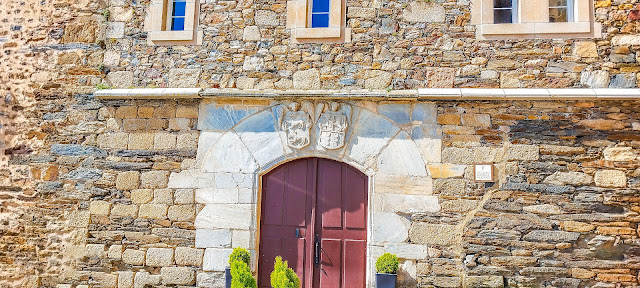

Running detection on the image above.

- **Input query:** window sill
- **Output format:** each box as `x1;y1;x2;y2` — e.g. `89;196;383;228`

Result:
478;21;600;39
293;28;341;38
147;30;203;46
148;30;195;41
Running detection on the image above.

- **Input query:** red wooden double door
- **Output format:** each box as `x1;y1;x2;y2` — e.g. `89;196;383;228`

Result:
258;158;368;288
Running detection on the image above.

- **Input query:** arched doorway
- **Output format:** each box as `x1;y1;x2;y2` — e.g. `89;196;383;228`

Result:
258;158;368;288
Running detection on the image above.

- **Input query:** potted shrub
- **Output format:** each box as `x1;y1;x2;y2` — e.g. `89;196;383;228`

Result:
230;259;256;288
376;253;399;288
270;256;300;288
227;248;252;288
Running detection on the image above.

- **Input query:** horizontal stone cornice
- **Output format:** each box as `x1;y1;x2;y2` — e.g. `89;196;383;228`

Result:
94;88;640;100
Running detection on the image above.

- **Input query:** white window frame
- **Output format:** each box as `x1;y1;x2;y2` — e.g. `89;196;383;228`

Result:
493;0;518;23
472;0;601;39
286;0;350;43
145;0;203;45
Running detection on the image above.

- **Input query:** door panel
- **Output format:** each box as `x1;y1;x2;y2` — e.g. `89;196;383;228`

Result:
319;239;342;287
343;240;366;288
259;158;367;288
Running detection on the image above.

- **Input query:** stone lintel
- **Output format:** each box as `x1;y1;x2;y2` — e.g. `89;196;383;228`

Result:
94;88;640;100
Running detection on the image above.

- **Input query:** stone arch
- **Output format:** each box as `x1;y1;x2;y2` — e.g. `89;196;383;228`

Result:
168;99;442;286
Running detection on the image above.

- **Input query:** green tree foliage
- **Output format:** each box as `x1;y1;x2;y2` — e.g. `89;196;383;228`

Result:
375;253;399;274
229;247;251;266
230;260;257;288
270;256;301;288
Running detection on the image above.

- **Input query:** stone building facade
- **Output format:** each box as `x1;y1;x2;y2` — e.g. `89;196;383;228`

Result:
2;0;640;287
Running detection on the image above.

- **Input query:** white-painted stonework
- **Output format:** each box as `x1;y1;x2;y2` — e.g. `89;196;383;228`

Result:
167;99;443;287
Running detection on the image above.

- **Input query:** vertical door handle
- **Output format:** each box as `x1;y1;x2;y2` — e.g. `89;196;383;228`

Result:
314;234;320;266
296;228;300;238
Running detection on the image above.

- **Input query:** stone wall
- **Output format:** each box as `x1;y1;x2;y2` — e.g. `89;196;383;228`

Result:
44;97;640;288
406;100;640;287
100;0;640;90
0;0;106;286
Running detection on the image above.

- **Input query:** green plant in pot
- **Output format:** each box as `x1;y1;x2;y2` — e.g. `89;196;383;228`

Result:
227;248;254;288
376;253;399;288
270;256;300;288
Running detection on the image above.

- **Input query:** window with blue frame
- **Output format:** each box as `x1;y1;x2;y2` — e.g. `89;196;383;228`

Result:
311;0;330;28
171;0;186;31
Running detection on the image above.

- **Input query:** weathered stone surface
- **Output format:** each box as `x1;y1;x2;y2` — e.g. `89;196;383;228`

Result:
122;249;145;265
255;10;278;26
379;194;440;213
603;147;636;161
347;7;376;19
169;68;201;88
140;171;169;189
594;170;627;188
441;199;478;213
377;132;427;176
161;267;195;285
110;204;138;217
89;201;111;216
116;171;140;190
242;26;260;41
409;223;458;245
609;73;637;88
579;119;625;130
542;171;593;186
372;212;410;243
168;205;195;221
523;204;564;215
364;70;392;89
563;221;595;232
197;272;226;288
442;147;473;164
134;271;162;288
195;204;252;230
107;71;133;88
117;271;134;288
506;144;539;161
175;247;204;266
146;248;174;266
573;41;598;57
464;275;504;288
580;70;610;88
428;164;465;178
523;230;580;243
540;145;585;156
138;204;168;219
203;248;233;271
401;2;445;23
385;243;428;260
348;109;399;165
201;132;258;173
51;144;106;157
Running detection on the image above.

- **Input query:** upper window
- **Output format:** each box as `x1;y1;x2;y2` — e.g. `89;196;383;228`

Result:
169;0;187;30
311;0;330;27
493;0;517;23
145;0;203;45
549;0;573;22
472;0;600;39
286;0;350;43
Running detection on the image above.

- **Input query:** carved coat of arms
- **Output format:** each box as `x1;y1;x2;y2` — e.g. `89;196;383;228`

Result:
318;102;348;149
281;102;312;149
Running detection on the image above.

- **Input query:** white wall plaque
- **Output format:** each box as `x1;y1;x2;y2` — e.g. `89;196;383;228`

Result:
474;164;494;182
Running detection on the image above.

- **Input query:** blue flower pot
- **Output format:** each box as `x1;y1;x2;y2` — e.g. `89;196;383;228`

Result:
376;273;397;288
225;267;232;288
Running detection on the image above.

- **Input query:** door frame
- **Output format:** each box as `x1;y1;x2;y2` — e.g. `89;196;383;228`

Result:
255;156;374;288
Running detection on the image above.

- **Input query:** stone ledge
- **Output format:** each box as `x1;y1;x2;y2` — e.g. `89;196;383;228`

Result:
94;88;202;99
93;88;640;100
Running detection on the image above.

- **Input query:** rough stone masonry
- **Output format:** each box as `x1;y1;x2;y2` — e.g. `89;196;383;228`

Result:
1;0;640;287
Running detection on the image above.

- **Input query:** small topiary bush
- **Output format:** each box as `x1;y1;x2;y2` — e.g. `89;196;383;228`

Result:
230;259;257;288
376;253;399;274
229;247;251;266
270;256;301;288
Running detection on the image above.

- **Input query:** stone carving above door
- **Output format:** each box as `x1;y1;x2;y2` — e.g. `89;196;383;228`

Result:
318;102;348;150
281;102;312;149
